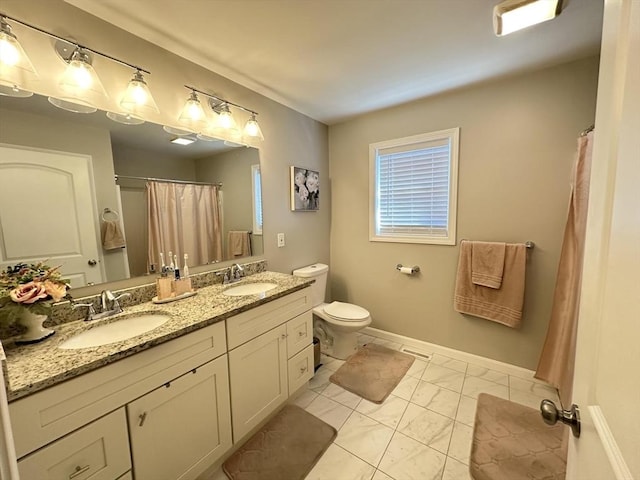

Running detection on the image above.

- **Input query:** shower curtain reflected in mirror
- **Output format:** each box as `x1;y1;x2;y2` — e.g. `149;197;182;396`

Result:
146;181;223;272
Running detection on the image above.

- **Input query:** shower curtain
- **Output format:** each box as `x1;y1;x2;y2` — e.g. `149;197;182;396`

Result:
535;131;594;403
147;181;223;270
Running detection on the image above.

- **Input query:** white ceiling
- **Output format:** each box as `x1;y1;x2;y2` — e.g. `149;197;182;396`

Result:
65;0;603;125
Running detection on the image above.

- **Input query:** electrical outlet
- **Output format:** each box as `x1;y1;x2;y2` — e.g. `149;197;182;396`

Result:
277;233;286;248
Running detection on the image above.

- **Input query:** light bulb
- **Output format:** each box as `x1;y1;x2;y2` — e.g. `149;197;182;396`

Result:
120;70;158;116
217;104;237;130
178;91;207;131
0;35;19;65
243;113;264;141
70;60;93;89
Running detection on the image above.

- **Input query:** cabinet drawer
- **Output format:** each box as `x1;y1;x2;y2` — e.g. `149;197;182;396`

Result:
227;287;312;349
286;311;312;358
18;408;130;480
10;321;226;458
288;345;314;395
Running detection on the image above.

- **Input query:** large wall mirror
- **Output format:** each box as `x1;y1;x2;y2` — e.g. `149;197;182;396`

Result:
0;94;263;289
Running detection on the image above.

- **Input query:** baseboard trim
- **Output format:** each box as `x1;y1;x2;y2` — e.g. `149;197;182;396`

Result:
589;406;633;480
363;326;543;382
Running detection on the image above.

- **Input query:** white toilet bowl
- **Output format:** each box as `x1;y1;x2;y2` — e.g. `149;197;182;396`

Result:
313;302;372;359
292;263;372;360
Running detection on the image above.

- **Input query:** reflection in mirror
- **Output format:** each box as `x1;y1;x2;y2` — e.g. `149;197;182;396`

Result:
0;94;263;289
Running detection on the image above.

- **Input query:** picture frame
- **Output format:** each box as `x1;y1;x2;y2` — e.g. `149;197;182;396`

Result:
290;166;320;211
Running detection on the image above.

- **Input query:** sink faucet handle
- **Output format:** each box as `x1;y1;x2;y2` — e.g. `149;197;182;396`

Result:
232;263;245;279
72;303;96;321
112;292;132;313
100;290;116;311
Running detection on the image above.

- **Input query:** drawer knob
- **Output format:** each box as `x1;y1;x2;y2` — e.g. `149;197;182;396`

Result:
139;411;148;427
298;331;305;337
69;465;90;479
281;333;288;340
300;366;307;374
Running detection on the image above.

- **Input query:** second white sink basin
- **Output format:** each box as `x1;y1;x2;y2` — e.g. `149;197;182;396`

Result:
60;313;171;349
222;282;278;297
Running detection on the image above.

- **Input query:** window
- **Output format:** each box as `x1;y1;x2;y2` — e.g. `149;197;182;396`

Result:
369;128;459;245
251;164;263;235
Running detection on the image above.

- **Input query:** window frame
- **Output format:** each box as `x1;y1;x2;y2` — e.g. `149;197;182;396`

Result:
251;164;263;235
369;127;460;245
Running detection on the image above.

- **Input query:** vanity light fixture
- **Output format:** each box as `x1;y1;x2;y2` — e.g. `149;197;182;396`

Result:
0;13;156;117
178;89;207;131
243;112;264;141
0;15;38;97
182;85;264;142
493;0;562;36
120;69;159;116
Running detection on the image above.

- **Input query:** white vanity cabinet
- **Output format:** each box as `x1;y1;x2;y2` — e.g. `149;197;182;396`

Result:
226;287;313;441
127;355;232;480
17;408;131;480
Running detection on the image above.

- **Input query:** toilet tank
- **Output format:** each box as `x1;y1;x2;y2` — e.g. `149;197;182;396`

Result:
292;263;328;307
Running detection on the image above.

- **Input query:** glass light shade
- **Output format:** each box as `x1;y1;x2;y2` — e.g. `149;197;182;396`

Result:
55;49;107;111
216;104;238;131
493;0;560;36
120;71;159;117
47;96;97;113
0;19;38;95
106;111;145;125
243;114;264;141
178;91;207;131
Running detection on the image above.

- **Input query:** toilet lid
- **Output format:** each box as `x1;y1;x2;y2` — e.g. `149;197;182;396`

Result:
323;301;370;321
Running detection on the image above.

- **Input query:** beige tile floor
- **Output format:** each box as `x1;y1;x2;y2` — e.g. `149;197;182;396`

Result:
210;332;560;480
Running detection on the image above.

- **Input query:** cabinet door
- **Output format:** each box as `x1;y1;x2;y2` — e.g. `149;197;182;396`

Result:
228;324;288;440
18;408;130;480
127;355;232;480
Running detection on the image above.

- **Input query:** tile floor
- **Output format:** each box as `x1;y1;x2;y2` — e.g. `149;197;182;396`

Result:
210;332;560;480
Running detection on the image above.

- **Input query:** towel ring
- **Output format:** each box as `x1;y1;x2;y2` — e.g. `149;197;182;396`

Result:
102;208;120;222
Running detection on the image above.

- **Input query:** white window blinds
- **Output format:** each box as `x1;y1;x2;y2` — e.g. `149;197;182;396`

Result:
370;128;459;245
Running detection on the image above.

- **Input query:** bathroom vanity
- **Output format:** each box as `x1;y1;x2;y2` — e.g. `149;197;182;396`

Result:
1;271;314;480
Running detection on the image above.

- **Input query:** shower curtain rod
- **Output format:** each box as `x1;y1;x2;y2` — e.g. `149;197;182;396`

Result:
114;175;222;187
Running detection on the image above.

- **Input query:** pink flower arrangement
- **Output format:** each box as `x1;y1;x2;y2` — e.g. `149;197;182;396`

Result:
0;262;70;323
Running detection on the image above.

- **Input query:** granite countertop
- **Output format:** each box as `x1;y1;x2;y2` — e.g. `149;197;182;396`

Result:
1;271;313;402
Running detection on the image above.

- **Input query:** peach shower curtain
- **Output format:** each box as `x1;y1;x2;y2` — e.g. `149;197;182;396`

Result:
147;181;222;270
535;131;594;403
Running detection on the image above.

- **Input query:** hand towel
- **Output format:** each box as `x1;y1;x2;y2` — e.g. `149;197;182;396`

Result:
454;242;527;328
227;231;252;258
101;220;126;250
471;241;506;289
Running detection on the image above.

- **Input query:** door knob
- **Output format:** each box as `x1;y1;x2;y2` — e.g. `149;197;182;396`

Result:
88;259;97;266
540;399;581;437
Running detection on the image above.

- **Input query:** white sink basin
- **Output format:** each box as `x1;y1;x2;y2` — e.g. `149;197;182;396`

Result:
60;313;171;349
222;282;278;297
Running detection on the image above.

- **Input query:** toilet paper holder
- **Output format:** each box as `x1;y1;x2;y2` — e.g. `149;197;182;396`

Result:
396;264;420;275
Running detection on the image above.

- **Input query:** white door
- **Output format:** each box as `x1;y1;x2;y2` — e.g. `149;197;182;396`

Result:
567;1;639;478
0;144;104;287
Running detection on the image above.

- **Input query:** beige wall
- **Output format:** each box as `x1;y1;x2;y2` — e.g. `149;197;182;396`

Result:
328;57;600;369
0;107;128;282
2;0;329;296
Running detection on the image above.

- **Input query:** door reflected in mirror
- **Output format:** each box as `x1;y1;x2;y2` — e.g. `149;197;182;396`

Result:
0;94;263;288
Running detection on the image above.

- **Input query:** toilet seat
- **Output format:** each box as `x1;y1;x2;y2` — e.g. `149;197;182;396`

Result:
323;301;370;322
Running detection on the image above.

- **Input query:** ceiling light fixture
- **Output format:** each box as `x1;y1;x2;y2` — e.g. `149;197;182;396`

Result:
170;136;197;146
493;0;562;36
0;15;38;97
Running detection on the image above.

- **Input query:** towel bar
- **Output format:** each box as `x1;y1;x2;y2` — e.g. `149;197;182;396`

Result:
460;240;535;249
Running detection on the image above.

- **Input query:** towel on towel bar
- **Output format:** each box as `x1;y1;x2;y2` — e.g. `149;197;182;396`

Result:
227;231;252;258
101;220;126;250
454;242;527;328
470;241;506;289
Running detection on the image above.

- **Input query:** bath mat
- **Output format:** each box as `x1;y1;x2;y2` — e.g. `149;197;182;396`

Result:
470;393;567;480
329;343;415;404
222;404;336;480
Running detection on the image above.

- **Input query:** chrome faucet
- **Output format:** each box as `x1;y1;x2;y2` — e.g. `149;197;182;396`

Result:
231;263;245;280
100;290;131;315
217;264;245;285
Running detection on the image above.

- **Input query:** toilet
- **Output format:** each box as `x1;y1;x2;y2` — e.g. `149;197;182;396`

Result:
293;263;372;360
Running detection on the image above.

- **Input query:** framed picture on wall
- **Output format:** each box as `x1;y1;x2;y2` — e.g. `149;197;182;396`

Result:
290;166;320;211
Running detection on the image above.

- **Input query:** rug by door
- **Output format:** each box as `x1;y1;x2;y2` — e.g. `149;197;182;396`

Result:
222;404;336;480
470;393;567;480
329;343;415;404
